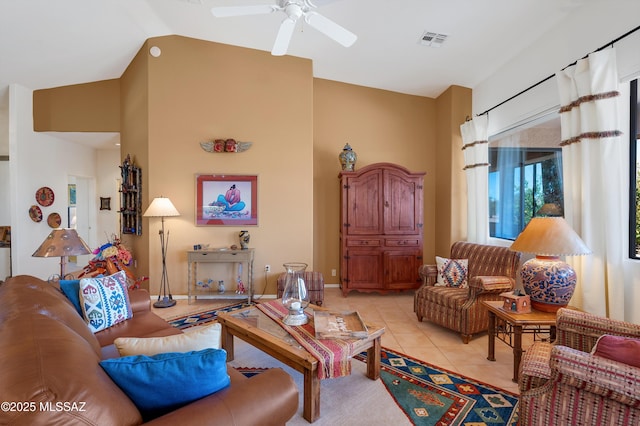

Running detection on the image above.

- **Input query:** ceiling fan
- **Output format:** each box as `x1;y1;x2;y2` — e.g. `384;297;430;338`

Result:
211;0;357;56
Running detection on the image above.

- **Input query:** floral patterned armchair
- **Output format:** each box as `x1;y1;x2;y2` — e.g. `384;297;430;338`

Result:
518;308;640;425
414;241;521;343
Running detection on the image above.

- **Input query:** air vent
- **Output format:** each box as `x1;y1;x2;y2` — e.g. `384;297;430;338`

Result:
419;31;448;48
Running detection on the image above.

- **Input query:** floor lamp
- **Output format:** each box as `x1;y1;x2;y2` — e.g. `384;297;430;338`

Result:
144;197;180;308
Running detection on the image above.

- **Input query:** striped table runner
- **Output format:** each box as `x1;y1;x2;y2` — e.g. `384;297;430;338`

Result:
256;300;353;379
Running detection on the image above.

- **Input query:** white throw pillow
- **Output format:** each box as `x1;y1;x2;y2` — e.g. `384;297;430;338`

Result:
114;323;222;356
435;256;469;288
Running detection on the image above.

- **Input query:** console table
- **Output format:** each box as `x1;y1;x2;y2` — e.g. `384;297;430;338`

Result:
187;249;254;304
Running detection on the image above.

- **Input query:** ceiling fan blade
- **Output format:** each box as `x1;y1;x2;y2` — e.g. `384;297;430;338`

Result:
211;4;278;18
271;17;297;56
304;12;357;47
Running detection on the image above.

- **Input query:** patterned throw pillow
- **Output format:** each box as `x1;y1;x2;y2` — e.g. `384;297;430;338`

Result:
435;256;469;288
80;270;133;333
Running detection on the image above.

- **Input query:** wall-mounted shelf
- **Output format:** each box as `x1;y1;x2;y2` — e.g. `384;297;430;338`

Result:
119;155;142;235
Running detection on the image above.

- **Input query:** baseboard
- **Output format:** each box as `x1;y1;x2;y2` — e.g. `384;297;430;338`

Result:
151;294;278;300
151;283;340;300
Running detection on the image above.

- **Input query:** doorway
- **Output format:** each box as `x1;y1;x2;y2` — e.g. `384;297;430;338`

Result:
67;176;97;271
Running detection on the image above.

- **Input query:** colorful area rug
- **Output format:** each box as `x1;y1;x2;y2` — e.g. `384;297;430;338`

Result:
168;302;250;329
235;348;519;426
354;348;519;425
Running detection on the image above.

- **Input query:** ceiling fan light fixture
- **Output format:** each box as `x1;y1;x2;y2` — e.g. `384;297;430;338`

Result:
284;3;303;20
211;0;357;56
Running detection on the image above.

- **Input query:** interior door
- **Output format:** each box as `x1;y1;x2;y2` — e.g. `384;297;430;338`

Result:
68;177;96;272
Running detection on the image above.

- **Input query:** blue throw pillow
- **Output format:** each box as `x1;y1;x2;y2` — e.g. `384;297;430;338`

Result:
99;349;230;421
59;279;83;316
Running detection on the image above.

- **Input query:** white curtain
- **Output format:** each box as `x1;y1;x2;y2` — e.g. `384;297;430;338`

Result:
460;114;489;244
556;48;626;319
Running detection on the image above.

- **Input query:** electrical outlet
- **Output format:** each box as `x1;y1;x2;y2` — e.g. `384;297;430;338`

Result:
331;269;336;277
265;264;271;272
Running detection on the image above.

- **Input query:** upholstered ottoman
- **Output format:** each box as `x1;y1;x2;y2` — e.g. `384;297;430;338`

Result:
277;271;324;306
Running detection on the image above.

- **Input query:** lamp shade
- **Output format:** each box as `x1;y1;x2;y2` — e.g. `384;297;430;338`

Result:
509;217;591;256
32;228;91;258
143;197;180;218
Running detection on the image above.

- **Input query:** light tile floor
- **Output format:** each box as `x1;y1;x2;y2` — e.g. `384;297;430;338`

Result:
154;287;535;394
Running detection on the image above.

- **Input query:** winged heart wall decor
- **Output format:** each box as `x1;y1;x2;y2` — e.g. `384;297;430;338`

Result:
200;139;252;153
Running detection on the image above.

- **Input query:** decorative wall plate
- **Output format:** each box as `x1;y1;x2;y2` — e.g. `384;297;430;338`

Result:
29;205;43;222
35;186;55;206
47;212;62;228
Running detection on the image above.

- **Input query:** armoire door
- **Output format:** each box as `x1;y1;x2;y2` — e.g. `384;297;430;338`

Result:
383;168;423;235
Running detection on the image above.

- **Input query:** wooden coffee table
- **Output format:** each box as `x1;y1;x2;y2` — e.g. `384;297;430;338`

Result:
483;300;559;382
218;303;385;423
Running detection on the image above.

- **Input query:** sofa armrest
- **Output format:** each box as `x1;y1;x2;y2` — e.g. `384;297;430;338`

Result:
128;289;152;314
418;264;437;286
555;308;640;352
547;345;640;407
143;368;298;426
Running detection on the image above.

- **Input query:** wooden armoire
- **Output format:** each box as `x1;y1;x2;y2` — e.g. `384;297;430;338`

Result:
339;162;425;296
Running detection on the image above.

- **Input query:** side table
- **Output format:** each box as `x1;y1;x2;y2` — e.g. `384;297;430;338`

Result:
483;300;558;382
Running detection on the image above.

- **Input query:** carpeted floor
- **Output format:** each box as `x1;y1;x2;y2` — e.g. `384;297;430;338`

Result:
169;305;519;425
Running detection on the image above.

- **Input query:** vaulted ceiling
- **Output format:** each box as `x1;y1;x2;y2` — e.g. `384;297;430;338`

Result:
0;0;598;109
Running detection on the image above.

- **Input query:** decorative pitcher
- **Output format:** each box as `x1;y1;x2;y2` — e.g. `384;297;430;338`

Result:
239;230;250;250
281;262;309;326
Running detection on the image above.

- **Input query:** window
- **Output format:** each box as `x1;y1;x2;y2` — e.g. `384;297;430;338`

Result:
630;79;639;258
488;117;564;240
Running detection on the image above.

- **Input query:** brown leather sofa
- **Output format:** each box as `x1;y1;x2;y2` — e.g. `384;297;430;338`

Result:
0;275;298;425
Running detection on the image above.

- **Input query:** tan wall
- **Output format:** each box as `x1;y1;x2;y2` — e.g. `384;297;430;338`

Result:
313;79;437;281
119;40;152;289
136;36;314;296
434;85;471;256
33;79;120;132
31;35;472;295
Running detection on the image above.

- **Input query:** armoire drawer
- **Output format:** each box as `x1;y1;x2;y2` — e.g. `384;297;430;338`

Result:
346;238;382;247
385;238;420;247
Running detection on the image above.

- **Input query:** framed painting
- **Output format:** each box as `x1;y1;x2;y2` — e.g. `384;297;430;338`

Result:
100;197;111;211
196;174;257;226
68;184;76;206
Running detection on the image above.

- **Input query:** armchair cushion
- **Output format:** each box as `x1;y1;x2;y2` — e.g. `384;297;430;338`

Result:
592;335;640;368
435;256;468;288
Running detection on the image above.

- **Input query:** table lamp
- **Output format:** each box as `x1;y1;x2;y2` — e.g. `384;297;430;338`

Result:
32;228;91;280
144;196;180;308
509;216;591;312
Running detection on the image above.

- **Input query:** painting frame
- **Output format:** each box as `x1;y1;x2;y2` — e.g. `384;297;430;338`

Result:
196;174;258;226
100;197;111;211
